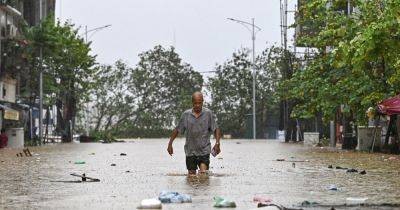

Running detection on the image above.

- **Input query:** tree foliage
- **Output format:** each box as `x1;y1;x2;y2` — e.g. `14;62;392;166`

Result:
208;46;286;138
91;45;203;137
17;17;96;141
283;0;400;124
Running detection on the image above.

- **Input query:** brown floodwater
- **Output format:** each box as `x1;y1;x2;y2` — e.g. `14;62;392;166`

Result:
0;139;399;209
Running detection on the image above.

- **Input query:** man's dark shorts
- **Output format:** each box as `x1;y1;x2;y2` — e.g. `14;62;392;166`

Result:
186;155;210;170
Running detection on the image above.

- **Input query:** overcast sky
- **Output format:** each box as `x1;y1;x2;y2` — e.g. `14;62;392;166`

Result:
56;0;295;74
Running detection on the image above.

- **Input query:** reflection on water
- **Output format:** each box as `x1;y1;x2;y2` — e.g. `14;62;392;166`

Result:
186;173;210;187
0;140;399;209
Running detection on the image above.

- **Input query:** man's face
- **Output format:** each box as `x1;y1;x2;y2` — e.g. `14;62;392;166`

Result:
192;96;203;113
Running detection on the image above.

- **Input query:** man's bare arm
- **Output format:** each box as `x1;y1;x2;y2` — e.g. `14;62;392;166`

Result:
213;128;221;155
167;129;179;155
214;128;221;144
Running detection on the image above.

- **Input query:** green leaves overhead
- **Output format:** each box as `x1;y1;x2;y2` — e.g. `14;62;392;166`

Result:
284;0;400;124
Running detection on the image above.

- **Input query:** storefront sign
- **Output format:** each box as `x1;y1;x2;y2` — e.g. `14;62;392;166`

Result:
4;109;19;120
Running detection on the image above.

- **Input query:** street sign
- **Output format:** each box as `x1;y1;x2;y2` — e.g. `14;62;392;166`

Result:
4;109;19;120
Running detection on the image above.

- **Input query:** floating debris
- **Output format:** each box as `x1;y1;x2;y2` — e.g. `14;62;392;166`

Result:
328;184;338;191
137;198;162;209
346;197;368;205
158;191;192;203
213;196;236;208
70;173;100;182
346;169;358;173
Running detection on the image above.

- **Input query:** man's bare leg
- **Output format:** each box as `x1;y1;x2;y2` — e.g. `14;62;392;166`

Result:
188;170;196;176
199;163;208;174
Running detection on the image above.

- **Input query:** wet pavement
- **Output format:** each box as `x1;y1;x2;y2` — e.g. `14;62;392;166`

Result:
0;139;400;209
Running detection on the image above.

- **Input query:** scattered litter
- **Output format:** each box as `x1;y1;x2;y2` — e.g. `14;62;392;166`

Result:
126;170;131;173
218;157;223;160
253;196;272;206
301;200;319;206
346;197;368;205
120;153;127;156
74;161;86;164
111;163;116;166
137;198;162;209
276;159;285;161
158;191;192;203
257;205;280;209
250;204;301;210
70;173;100;182
330;165;366;175
328;184;338;191
346;169;358;173
213;196;236;208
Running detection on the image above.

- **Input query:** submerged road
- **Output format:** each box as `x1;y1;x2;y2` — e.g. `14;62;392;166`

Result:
0;139;399;209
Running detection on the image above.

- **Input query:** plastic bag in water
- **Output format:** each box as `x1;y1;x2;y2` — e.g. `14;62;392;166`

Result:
213;196;236;208
158;191;192;203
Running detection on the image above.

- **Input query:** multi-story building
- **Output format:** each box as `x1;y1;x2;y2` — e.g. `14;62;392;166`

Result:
0;0;56;146
0;1;24;131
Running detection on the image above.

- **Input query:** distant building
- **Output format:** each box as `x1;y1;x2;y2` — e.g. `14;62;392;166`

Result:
23;0;56;26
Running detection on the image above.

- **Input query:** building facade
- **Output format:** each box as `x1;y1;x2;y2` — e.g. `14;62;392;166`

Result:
0;0;56;146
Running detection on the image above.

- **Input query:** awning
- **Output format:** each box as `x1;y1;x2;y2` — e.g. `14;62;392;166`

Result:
0;104;19;120
377;94;400;116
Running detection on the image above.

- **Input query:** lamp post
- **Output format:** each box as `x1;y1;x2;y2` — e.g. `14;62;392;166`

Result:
84;24;112;44
39;0;43;145
82;24;111;136
228;18;261;140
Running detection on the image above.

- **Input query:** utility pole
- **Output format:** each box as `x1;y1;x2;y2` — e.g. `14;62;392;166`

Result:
82;24;111;136
228;18;261;140
39;0;43;145
280;0;290;141
251;18;256;140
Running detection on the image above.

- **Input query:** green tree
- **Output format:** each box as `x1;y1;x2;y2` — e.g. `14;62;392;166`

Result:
208;47;285;138
284;0;400;125
91;46;203;138
19;17;96;142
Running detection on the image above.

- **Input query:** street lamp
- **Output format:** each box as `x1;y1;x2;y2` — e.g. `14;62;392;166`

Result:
82;24;111;136
39;0;43;145
84;24;112;44
228;18;261;140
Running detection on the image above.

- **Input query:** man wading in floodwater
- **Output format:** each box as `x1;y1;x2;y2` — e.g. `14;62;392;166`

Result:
167;91;221;175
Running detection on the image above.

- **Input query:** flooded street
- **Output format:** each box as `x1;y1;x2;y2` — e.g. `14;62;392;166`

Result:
1;139;400;209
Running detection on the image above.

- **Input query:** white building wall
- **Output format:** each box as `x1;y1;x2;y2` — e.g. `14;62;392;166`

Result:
0;76;17;103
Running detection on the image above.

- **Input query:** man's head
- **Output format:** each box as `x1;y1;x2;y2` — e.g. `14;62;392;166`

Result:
192;91;204;113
